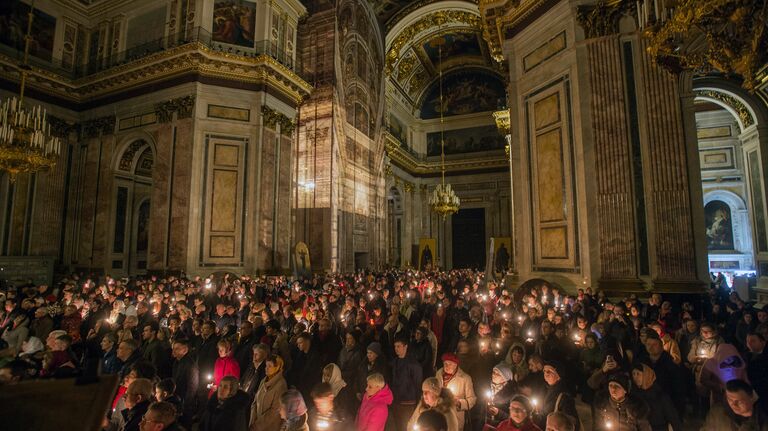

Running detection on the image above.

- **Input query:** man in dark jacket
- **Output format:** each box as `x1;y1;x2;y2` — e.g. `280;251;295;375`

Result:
121;378;153;431
196;321;220;378
233;321;258;371
199;376;250;431
141;321;172;377
171;339;199;428
746;332;768;402
240;343;269;398
643;334;686;419
287;332;323;401
390;337;423;431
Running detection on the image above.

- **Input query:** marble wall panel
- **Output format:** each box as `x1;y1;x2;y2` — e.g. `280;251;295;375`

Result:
149;126;172;270
169;119;193;270
257;128;277;269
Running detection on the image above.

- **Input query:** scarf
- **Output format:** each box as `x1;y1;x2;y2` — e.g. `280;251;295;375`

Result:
324;363;347;396
635;364;656;390
441;368;456;387
266;356;284;380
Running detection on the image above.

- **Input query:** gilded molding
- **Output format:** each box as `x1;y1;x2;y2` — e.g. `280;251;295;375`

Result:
575;0;634;39
48;115;77;139
154;95;196;123
261;105;297;135
493;108;511;135
81;115;116;138
384;132;508;175
479;0;554;62
386;10;482;74
694;89;755;128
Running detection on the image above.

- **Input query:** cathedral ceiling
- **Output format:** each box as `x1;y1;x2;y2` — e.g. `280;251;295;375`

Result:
381;1;504;113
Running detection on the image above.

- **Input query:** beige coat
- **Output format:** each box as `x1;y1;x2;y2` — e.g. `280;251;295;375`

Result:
435;367;476;431
250;374;288;431
406;391;460;431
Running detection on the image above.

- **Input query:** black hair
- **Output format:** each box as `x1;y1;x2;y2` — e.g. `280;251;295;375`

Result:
311;382;333;398
417;409;448;431
725;379;754;395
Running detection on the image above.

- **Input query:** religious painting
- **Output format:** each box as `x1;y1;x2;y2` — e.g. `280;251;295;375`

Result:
422;32;482;66
420;69;506;119
389;114;407;145
418;238;437;271
426;125;506;156
293;241;311;278
492;237;512;272
212;0;256;48
705;200;734;251
0;1;56;62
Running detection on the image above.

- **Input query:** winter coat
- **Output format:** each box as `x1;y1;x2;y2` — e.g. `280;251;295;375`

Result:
533;381;579;431
210;354;240;397
338;345;364;389
495;418;542;431
592;392;651;431
390;355;423;403
436;367;476;431
632;364;681;431
701;400;768;431
120;400;150;431
250;374;288;431
406;390;460;431
172;352;199;420
501;342;529;382
356;384;393;431
199;390;251;431
486;381;517;426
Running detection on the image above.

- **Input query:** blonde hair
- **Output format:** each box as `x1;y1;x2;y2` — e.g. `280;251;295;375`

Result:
367;373;385;390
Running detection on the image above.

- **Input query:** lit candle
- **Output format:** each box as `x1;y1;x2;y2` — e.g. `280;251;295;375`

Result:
605;420;613;429
485;389;493;400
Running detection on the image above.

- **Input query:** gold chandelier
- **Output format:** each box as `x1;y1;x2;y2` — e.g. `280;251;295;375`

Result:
641;0;768;91
0;0;61;181
428;34;460;218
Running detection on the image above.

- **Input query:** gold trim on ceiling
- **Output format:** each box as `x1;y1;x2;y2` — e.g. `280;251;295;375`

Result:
384;132;508;175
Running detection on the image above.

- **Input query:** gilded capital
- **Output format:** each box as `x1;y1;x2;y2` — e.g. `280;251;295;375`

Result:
575;0;634;39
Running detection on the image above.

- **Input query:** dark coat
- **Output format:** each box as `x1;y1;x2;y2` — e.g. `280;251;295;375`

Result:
172;352;200;419
199;390;251;431
142;338;172;377
533;381;580;431
390;355;423;403
634;384;682;431
287;347;323;400
592;392;651;431
642;352;685;415
196;334;220;376
120;400;150;431
240;360;266;399
748;351;768;402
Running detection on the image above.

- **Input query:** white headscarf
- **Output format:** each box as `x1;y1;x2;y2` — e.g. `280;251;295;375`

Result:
323;363;347;396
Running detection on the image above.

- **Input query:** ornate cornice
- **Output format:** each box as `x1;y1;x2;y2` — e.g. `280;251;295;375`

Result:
386;10;482;74
575;0;635;39
493;108;511;135
80;115;116;138
48;115;78;139
479;0;559;62
0;42;313;107
154;95;196;123
694;89;756;129
384;132;508;176
262;105;297;135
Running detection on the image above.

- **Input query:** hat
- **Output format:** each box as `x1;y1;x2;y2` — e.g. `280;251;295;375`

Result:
493;363;515;382
367;342;383;357
509;394;533;413
543;360;565;378
441;352;460;365
607;372;631;392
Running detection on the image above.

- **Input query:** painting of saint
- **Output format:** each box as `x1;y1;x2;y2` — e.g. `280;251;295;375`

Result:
212;0;256;48
493;237;512;272
426;125;506;156
0;1;56;62
418;238;437;271
705;200;734;251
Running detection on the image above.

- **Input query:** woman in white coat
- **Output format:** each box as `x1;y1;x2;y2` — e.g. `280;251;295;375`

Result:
435;353;476;431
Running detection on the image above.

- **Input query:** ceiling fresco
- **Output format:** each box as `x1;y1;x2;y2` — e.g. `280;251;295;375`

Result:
419;68;506;119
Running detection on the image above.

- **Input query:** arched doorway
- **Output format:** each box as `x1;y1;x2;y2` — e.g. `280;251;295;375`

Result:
693;81;768;293
110;138;154;275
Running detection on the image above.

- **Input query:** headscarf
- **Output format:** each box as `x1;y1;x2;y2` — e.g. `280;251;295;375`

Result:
323;363;347;396
280;389;307;420
266;355;284;379
631;363;656;390
21;337;44;356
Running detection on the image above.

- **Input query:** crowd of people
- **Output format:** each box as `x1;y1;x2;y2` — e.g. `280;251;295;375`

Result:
0;269;767;431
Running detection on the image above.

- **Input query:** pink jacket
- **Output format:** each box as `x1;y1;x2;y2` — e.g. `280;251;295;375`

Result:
210;354;240;397
356;384;393;431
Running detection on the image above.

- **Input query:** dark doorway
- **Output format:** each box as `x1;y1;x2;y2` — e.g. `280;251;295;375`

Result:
354;252;369;271
452;208;485;269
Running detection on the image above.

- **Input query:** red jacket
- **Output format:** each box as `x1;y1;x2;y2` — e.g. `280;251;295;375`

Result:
356;384;393;431
495;418;542;431
210;354;240;397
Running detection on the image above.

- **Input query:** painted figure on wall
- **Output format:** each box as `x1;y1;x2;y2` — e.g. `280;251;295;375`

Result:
418;238;436;271
705;200;734;250
212;0;256;48
0;0;56;61
420;69;506;119
426;125;506;156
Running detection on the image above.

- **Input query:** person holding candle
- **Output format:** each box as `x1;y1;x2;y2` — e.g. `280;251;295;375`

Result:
250;354;288;431
532;361;580;431
485;364;517;427
407;377;459;431
210;338;240;397
495;395;541;431
435;353;476;431
592;373;650;431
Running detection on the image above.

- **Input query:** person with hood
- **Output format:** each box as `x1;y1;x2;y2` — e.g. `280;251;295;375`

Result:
701;379;768;431
533;361;580;431
280;389;310;431
199;376;251;431
407;377;460;431
592;373;651;431
486;364;518;427
210;338;241;397
495;395;542;431
435;353;476;431
250;354;288;431
501;343;529;384
356;373;393;431
322;363;355;419
630;363;681;431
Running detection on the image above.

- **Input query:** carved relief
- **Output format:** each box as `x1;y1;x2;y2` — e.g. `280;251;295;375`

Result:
154;95;195;123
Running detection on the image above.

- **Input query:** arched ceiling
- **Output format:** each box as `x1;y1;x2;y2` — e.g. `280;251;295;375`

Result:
381;1;504;112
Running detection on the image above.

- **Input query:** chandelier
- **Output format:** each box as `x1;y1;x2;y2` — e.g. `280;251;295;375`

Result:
640;0;768;91
0;0;61;181
428;34;460;218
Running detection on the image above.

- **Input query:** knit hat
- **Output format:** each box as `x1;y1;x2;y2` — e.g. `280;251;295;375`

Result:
607;372;631;392
509;394;533;413
441;352;460;365
543;360;565;379
422;377;441;395
493;363;515;382
367;342;383;357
